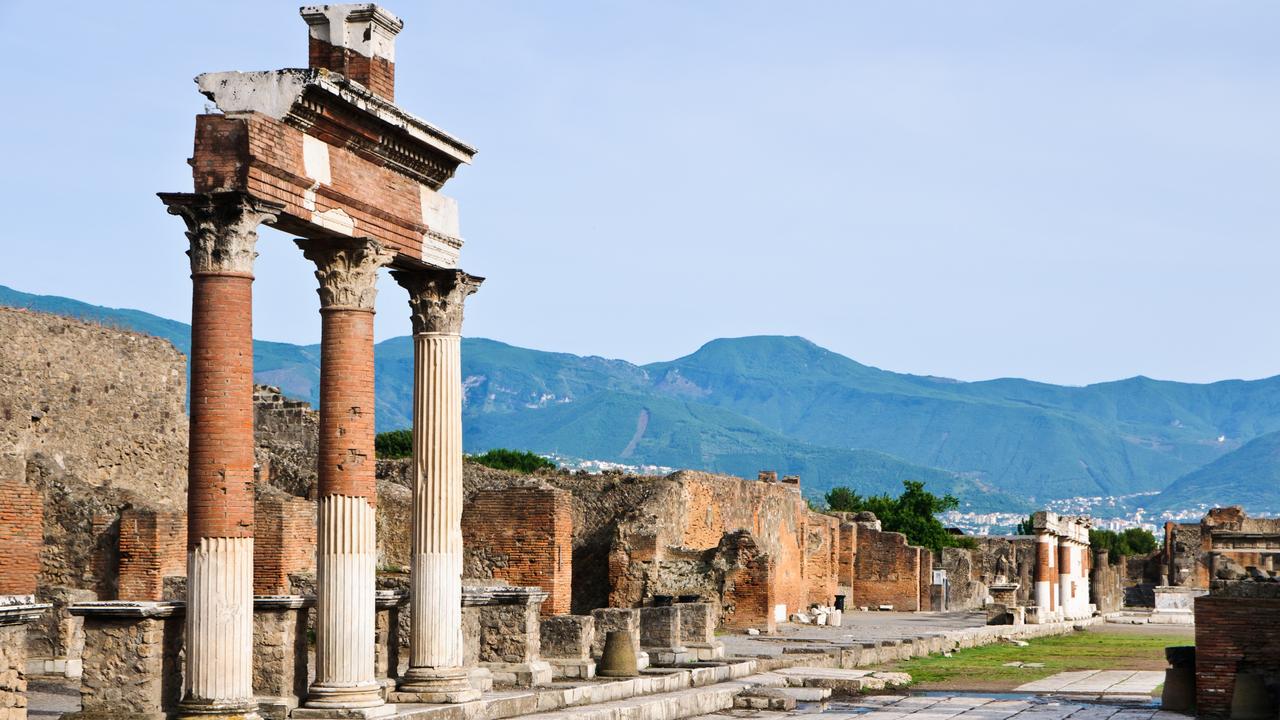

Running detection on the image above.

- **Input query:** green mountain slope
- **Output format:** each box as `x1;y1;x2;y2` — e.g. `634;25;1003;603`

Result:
5;284;1278;511
1149;431;1280;513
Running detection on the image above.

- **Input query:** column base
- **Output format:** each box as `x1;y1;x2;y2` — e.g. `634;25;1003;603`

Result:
302;683;389;712
175;700;263;720
389;667;481;704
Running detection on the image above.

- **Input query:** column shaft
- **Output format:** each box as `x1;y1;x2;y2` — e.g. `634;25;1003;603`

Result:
1034;534;1053;612
162;191;278;720
391;268;482;704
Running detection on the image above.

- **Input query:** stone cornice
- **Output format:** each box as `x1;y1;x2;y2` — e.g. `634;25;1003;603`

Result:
296;237;396;311
391;267;483;335
196;68;475;189
159;192;282;276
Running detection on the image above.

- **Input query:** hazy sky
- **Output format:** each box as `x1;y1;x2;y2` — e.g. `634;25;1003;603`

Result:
1;1;1276;386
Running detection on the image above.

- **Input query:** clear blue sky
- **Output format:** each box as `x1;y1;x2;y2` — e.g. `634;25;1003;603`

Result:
1;1;1276;386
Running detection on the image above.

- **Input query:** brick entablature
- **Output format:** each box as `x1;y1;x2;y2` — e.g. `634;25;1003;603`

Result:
461;487;573;616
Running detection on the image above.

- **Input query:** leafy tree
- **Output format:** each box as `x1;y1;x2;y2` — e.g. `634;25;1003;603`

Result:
468;448;556;474
1015;515;1036;535
824;480;970;552
1089;527;1158;564
375;429;413;459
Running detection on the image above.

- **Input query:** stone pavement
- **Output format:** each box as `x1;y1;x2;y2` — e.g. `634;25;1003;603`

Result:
690;692;1179;720
1017;671;1165;699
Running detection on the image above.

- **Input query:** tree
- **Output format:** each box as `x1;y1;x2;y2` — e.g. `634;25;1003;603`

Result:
824;480;971;552
374;429;413;459
1015;515;1036;535
1089;527;1158;564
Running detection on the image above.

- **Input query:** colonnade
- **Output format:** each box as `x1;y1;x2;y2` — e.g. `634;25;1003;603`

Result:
162;190;481;719
1031;511;1092;622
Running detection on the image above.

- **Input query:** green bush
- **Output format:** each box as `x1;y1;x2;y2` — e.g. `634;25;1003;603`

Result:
468;448;556;474
824;480;969;553
1090;527;1158;564
375;429;413;459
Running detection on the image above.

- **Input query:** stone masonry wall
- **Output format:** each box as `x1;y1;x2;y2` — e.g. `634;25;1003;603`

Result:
0;624;27;720
0;308;188;670
461;486;573;616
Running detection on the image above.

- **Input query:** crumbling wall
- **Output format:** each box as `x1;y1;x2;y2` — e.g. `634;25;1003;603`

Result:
1165;522;1203;587
1089;550;1124;613
852;524;924;611
461;486;573;616
0;308;188;670
116;509;186;601
941;546;985;611
1196;585;1280;718
972;536;1036;606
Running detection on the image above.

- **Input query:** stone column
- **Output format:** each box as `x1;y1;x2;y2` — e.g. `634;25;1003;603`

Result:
161;191;280;720
295;238;396;718
389;268;482;703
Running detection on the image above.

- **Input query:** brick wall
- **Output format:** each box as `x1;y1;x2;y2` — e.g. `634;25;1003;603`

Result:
0;477;42;595
255;495;317;596
116;509;186;601
852;525;925;611
462;487;572;616
1195;595;1280;718
718;531;776;633
804;514;840;608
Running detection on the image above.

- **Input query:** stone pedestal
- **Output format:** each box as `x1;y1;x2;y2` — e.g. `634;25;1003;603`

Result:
374;590;407;696
639;606;693;665
677;603;724;661
464;587;551;688
66;602;184;720
252;596;312;720
591;608;648;670
540;616;596;680
0;599;48;720
1150;586;1205;625
390;269;483;705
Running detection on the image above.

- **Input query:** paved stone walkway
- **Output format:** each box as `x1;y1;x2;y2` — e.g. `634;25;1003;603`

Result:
692;693;1179;720
1017;670;1165;697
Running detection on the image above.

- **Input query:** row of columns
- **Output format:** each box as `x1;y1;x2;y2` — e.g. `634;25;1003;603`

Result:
162;191;480;719
1033;530;1090;621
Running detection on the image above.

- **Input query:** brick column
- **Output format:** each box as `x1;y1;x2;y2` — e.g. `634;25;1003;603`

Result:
1035;531;1054;614
161;191;279;720
389;268;482;703
295;238;396;718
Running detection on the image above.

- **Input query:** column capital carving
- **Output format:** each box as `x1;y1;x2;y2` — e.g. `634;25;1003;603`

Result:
159;192;282;276
391;267;483;335
295;237;396;311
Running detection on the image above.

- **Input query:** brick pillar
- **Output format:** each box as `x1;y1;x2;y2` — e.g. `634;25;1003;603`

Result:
301;5;403;101
1035;531;1053;614
386;268;482;703
161;191;279;720
295;238;395;716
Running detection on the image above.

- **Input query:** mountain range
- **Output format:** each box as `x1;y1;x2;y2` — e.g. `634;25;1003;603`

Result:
4;283;1277;514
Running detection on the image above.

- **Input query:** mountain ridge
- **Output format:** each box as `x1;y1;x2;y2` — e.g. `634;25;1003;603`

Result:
4;283;1277;513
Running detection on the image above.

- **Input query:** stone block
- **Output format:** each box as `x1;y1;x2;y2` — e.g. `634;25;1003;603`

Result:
252;596;311;719
638;606;685;652
65;602;183;720
590;608;640;658
547;658;596;680
540;615;593;660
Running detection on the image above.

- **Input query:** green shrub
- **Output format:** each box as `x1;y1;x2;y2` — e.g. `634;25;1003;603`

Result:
375;429;413;459
468;448;556;474
824;480;969;553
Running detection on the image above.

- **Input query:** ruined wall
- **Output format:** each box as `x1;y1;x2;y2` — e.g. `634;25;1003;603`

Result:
116;509;186;601
461;486;573;616
254;493;317;596
1089;550;1125;613
0;308;188;669
852;524;924;611
254;385;319;499
1164;522;1203;587
941;546;984;611
1196;586;1280;718
0;476;42;595
972;536;1037;606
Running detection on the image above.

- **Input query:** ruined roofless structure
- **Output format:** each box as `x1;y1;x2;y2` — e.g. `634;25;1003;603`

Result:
156;5;479;717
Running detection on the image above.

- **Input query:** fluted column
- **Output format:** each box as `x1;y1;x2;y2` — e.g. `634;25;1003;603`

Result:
160;191;280;720
296;238;396;718
391;268;482;703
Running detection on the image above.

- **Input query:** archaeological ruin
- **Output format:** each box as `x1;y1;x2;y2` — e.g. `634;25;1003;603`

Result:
3;4;1280;720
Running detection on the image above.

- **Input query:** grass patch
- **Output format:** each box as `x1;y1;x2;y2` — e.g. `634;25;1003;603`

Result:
893;630;1186;690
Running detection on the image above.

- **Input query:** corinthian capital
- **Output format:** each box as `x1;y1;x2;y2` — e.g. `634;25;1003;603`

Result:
391;267;483;335
159;192;282;276
296;237;396;311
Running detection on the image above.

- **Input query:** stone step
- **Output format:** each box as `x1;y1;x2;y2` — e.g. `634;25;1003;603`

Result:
512;673;784;720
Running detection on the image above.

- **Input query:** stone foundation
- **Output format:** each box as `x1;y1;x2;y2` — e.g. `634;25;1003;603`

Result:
464;586;551;688
66;602;183;720
540;615;595;680
639;606;693;665
678;603;725;660
252;596;311;719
